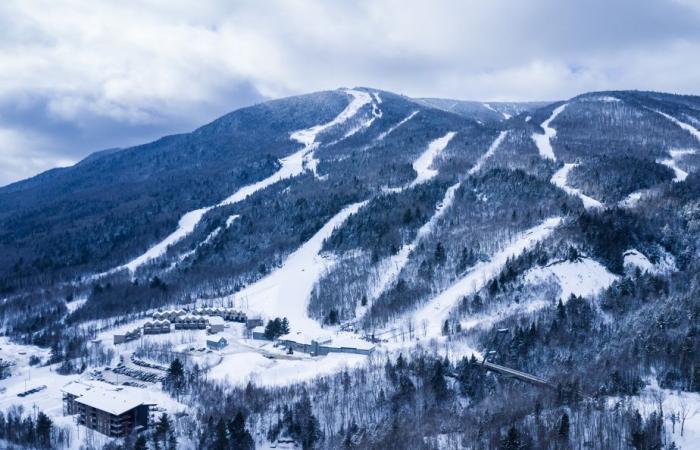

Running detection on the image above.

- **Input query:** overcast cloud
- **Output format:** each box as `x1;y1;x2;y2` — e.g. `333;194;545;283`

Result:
1;0;700;186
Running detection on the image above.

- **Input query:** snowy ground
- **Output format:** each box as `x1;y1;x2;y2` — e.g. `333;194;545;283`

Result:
367;181;461;309
531;104;567;161
409;217;562;337
524;257;618;302
623;248;677;275
376;110;418;141
409;131;457;187
468;130;508;175
652;109;700;142
658;149;696;182
609;378;700;450
550;163;604;210
0;337;185;450
224;201;367;337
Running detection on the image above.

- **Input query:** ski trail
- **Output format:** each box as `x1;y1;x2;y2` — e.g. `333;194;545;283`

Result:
658;149;696;182
369;182;461;303
411;217;562;338
370;131;509;304
550;163;604;209
377;111;419;141
93;90;372;277
483;103;511;120
409;131;457;187
651;109;700;141
468;130;508;175
165;215;240;272
342;101;383;140
230;201;368;334
531;104;567;161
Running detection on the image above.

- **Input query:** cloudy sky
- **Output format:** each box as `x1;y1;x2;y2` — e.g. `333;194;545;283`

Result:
1;0;700;186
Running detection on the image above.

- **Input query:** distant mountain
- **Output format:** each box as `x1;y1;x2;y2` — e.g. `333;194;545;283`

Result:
1;87;699;323
415;97;551;124
2;87;700;449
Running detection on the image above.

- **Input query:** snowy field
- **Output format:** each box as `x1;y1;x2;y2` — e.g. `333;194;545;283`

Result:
524;257;618;302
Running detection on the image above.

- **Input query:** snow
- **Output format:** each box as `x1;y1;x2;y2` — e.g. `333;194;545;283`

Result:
66;296;87;314
652;109;700;142
93;89;371;277
524;257;619;302
550;163;604;209
410;217;562;337
228;201;368;336
468;130;508;175
369;182;461;303
372;92;382;104
0;337;185;449
658;149;696;182
341;100;383;140
623;248;676;275
618;189;650;208
613;378;700;450
377;110;419;141
531;103;567;161
120;207;212;272
208;347;368;386
409;131;457;186
290;89;372;148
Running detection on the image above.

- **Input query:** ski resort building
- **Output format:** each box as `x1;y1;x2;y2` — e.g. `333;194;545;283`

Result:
143;319;171;334
113;328;141;344
62;382;153;437
276;332;375;356
173;314;208;330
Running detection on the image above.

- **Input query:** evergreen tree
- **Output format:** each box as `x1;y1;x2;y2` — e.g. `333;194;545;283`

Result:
35;412;52;448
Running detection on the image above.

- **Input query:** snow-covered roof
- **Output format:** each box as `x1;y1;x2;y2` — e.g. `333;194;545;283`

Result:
62;381;147;416
279;331;331;345
330;334;375;351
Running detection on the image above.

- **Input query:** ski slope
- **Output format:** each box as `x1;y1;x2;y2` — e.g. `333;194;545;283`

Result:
411;217;562;337
377;110;419;141
658;149;696;182
550;163;604;209
524;257;618;302
532;104;567;161
468;130;508;175
652;109;700;141
369;182;461;303
97;90;372;276
230;201;368;335
409;131;457;186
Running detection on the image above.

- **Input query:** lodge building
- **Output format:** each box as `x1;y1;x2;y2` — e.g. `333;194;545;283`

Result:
62;381;153;437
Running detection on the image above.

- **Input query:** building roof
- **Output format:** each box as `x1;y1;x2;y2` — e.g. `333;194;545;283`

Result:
62;381;146;416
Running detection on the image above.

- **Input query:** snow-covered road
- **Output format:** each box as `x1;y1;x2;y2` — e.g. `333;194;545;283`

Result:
532;104;567;161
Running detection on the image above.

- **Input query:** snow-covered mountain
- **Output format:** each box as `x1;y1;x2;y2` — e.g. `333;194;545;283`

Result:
1;87;699;449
